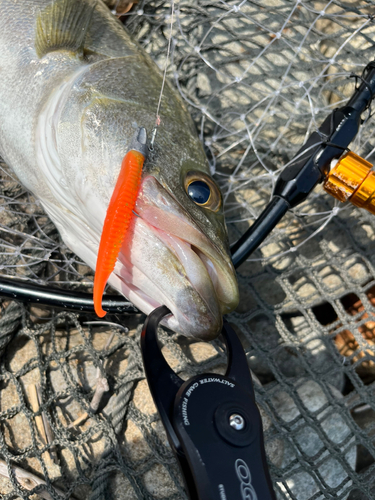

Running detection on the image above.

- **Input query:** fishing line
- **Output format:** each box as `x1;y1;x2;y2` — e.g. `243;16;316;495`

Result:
149;0;175;150
1;3;375;316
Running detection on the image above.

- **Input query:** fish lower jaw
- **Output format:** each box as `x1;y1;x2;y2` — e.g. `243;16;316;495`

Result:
111;254;222;340
110;272;218;339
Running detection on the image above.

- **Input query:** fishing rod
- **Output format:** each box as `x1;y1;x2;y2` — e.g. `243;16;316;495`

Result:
231;60;375;267
1;61;375;312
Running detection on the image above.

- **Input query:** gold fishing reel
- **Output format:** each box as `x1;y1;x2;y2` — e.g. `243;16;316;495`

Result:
323;151;375;215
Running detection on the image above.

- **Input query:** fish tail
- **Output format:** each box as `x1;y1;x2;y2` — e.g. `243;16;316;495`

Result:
94;150;145;317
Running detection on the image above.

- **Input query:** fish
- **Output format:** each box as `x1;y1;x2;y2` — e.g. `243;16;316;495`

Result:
0;0;239;339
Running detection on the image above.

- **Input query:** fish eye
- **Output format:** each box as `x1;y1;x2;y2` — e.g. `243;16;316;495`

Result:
184;171;222;212
188;181;211;204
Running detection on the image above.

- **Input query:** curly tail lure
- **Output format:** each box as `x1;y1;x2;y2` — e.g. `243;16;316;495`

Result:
94;127;148;317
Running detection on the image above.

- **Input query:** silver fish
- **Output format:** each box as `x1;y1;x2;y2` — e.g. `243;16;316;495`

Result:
0;0;239;339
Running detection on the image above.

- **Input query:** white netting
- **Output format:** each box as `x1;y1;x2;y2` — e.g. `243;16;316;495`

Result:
1;1;375;499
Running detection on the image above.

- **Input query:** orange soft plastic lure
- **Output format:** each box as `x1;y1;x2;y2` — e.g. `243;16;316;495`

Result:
93;128;148;317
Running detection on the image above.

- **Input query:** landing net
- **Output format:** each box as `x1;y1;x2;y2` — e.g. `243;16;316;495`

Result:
0;1;375;499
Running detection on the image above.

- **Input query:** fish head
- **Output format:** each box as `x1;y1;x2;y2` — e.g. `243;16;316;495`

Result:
42;57;238;340
130;125;239;339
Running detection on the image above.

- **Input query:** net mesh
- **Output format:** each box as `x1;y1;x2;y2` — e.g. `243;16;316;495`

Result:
1;0;375;498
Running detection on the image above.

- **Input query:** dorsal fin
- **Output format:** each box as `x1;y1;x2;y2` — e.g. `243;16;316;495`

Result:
35;0;97;58
84;1;139;59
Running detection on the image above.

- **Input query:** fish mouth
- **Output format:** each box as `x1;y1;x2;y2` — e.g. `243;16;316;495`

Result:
109;175;239;340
